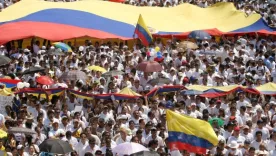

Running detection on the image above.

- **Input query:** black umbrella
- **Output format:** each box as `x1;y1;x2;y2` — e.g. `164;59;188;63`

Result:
130;151;160;156
102;70;124;77
147;78;171;85
188;30;211;40
39;139;73;154
0;55;11;66
22;66;45;75
60;70;87;81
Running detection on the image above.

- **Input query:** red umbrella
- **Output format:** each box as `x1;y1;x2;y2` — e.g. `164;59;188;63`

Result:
36;76;54;85
136;61;162;72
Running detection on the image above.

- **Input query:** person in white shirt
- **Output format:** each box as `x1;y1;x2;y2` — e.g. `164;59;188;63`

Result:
251;131;266;150
145;127;164;147
240;125;254;142
62;131;78;150
83;138;100;156
266;129;276;151
225;141;242;156
227;126;245;147
115;127;131;145
48;119;64;139
253;120;270;140
76;133;89;156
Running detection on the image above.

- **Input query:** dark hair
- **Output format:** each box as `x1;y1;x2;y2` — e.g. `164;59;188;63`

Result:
84;152;93;156
256;131;262;136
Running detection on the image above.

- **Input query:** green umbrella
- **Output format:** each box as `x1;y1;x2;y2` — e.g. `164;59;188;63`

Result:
208;118;224;127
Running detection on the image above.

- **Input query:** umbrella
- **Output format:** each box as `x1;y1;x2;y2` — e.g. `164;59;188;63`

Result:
177;41;198;49
118;87;142;96
22;66;45;75
136;61;162;72
188;30;211;40
59;70;87;81
8;127;36;135
39;139;73;154
36;76;54;85
48;49;65;56
147;78;171;85
181;89;203;95
52;42;72;52
0;55;11;66
102;70;124;77
88;66;107;73
0;129;7;138
131;151;160;156
112;142;149;155
208;117;224;127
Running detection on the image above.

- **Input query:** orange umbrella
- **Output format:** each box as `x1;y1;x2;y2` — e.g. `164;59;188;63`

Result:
36;76;54;85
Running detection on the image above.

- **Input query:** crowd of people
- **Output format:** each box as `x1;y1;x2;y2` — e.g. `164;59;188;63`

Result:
1;0;276;156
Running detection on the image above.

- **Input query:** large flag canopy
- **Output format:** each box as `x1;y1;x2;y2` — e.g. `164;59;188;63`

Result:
0;0;274;44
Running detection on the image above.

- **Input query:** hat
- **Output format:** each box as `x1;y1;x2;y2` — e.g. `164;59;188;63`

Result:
216;100;221;103
24;49;30;53
234;126;240;131
170;67;176;71
117;115;128;120
26;115;34;120
270;101;276;105
151;127;157;131
183;77;189;83
99;85;104;89
61;116;68;120
246;103;252;108
244;139;251;144
22;104;27;108
52;119;59;124
73;119;79;123
228;141;239;149
191;103;196;106
17;145;24;150
243;125;249;129
257;120;263;124
166;101;174;109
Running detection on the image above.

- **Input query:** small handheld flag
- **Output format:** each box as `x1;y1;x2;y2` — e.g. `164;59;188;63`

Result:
166;110;218;154
134;14;153;46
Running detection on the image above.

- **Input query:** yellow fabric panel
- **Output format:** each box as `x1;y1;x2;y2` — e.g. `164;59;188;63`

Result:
0;0;261;32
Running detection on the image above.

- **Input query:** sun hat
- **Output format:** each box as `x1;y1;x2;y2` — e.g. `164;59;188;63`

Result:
228;141;239;149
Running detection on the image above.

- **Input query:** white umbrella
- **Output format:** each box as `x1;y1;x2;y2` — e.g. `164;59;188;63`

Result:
112;142;149;155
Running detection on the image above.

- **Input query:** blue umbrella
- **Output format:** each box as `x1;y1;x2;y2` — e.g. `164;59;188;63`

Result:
181;89;203;95
188;30;211;40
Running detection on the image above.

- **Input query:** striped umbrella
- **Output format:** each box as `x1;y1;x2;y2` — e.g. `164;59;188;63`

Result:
52;42;72;52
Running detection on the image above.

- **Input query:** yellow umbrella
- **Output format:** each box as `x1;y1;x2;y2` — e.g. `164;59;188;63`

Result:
0;129;7;138
88;66;107;73
118;87;142;96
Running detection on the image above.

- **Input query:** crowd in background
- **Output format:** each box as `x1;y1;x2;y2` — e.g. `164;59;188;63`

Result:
1;0;276;156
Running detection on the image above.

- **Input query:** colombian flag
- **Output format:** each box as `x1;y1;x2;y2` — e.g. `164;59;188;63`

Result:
0;78;21;88
166;110;218;154
134;14;153;46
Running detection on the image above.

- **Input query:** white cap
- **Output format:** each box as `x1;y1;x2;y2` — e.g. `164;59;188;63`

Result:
41;46;46;50
17;145;24;150
52;119;59;124
79;46;84;52
24;49;30;52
